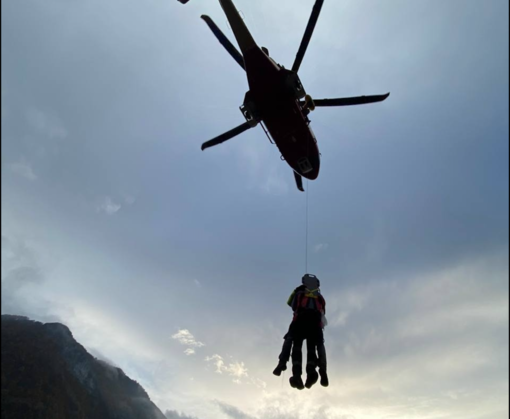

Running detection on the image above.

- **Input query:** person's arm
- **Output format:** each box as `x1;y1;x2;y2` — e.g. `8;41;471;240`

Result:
287;286;304;308
287;290;296;307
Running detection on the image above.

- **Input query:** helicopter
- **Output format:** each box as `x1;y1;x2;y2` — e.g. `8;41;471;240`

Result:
180;0;389;191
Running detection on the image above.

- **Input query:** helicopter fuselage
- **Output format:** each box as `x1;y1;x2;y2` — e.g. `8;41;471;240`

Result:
219;0;320;180
241;47;320;180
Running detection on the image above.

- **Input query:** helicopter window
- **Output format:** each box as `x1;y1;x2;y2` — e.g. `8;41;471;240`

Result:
298;158;313;174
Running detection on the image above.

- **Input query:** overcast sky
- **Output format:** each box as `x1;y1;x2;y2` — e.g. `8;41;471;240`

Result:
2;0;508;418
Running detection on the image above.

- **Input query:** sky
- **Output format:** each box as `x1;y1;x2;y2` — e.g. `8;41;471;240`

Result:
1;0;509;418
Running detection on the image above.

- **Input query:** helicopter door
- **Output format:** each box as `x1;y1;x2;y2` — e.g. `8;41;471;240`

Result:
284;71;306;100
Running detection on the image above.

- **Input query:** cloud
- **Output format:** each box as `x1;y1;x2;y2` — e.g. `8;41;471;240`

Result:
26;107;68;140
248;378;267;390
217;402;256;419
1;236;43;292
123;194;136;205
205;354;225;373
236;139;289;195
193;279;202;288
96;196;122;215
171;329;205;348
0;235;60;323
313;243;329;253
1;1;507;418
205;354;248;381
88;347;120;367
320;253;509;417
165;410;199;419
171;329;205;355
225;361;248;379
216;398;338;419
9;158;37;181
261;169;289;196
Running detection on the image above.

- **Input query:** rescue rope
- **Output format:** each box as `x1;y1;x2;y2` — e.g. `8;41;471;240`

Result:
304;98;312;275
305;179;309;274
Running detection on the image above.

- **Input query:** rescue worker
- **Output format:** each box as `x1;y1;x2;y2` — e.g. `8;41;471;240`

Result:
273;274;328;389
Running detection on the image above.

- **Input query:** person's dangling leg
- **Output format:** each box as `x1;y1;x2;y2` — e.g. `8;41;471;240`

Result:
317;331;328;387
304;338;319;388
273;330;293;376
289;337;304;390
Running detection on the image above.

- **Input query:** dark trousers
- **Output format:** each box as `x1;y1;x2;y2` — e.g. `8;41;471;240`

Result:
278;334;321;375
307;338;327;373
291;331;326;376
278;312;327;376
278;335;293;365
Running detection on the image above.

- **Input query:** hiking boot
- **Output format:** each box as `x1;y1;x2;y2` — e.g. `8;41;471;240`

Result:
319;369;329;387
272;363;287;376
289;375;305;390
305;370;319;389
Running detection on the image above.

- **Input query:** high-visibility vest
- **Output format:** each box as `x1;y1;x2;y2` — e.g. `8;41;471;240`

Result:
295;289;325;313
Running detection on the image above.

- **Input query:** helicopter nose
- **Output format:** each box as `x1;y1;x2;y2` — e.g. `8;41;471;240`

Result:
305;166;319;180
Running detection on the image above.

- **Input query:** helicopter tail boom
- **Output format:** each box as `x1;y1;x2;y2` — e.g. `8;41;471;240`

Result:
219;0;258;55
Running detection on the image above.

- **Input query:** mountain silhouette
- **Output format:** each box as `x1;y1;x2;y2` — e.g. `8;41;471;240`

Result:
1;314;167;419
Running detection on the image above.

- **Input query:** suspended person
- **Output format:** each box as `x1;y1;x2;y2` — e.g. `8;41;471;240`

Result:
289;274;328;389
273;274;328;389
272;283;306;377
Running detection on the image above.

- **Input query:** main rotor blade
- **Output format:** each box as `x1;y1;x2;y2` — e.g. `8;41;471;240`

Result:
201;15;245;71
310;93;390;107
291;0;325;73
201;121;253;151
294;171;305;192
